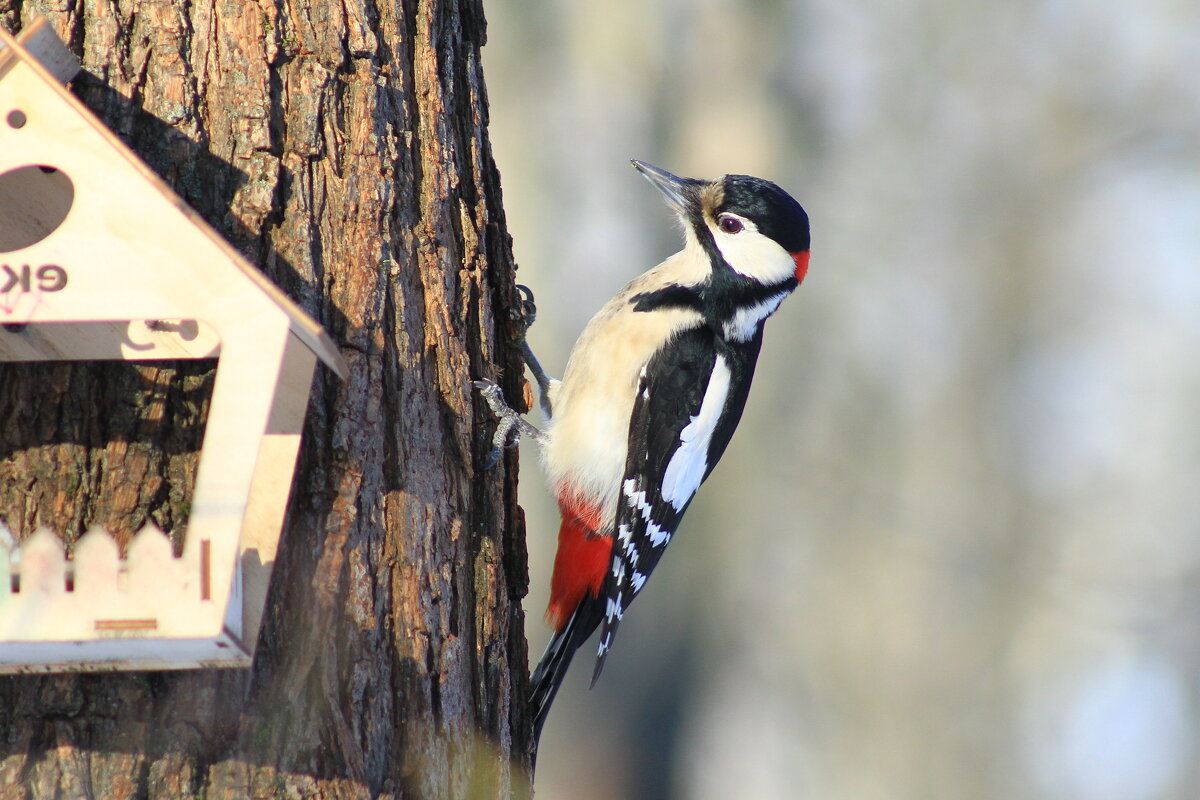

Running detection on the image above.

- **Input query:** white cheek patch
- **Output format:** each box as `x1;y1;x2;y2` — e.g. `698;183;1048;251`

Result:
660;355;732;511
709;217;796;285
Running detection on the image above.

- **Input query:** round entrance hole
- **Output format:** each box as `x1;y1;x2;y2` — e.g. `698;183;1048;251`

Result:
0;164;75;252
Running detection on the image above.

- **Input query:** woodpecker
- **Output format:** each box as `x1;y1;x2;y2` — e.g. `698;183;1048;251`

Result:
477;160;810;743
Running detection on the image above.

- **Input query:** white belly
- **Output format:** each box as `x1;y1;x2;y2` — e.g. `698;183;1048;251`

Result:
540;246;710;523
542;301;702;525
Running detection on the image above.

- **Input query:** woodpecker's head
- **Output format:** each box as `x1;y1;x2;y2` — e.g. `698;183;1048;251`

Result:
632;159;811;286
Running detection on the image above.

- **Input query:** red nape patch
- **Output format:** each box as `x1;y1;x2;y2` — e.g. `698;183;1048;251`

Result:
792;250;811;283
546;496;611;633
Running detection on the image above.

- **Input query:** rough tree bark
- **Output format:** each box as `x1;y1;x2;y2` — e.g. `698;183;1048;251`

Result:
0;0;533;797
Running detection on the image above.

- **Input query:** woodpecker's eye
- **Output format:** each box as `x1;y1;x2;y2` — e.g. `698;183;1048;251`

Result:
718;215;744;234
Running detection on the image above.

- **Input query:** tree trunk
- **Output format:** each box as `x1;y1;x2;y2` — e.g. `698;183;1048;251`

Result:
0;0;532;796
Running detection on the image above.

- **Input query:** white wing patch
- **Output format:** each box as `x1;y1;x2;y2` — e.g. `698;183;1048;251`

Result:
723;292;788;342
661;355;732;511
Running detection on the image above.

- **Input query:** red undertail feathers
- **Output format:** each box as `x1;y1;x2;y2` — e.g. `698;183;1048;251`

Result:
546;494;611;632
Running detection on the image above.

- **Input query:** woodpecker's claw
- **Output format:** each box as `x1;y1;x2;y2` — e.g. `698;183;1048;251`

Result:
517;284;538;329
473;379;546;470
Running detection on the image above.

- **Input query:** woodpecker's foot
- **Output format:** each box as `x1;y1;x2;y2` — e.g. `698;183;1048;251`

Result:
473;379;546;470
515;285;556;419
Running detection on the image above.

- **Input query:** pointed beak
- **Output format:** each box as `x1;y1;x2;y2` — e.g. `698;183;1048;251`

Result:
631;159;699;215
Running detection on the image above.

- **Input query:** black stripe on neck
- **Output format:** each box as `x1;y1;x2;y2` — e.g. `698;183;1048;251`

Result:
629;218;797;323
630;283;704;313
630;274;796;320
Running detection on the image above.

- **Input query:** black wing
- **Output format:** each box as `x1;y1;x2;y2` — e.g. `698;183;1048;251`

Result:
590;326;764;684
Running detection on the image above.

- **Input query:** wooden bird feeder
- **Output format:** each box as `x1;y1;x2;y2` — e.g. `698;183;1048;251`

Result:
0;19;347;673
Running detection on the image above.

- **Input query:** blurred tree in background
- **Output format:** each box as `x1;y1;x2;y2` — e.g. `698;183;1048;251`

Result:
484;0;1200;798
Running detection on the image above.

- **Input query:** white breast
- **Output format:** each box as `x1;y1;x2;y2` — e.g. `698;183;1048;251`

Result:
542;250;707;525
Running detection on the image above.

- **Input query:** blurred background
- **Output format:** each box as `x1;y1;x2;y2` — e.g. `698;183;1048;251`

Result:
481;0;1200;797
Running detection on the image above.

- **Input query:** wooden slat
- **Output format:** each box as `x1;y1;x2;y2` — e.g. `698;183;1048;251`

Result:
0;319;221;361
0;638;252;673
237;338;317;645
14;17;79;83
